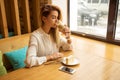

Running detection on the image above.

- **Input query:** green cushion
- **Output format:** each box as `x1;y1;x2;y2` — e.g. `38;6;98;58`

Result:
0;65;7;76
5;46;28;70
0;51;7;76
0;51;3;66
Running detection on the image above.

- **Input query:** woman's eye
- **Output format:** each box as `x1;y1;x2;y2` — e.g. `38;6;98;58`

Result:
52;15;57;19
52;16;56;19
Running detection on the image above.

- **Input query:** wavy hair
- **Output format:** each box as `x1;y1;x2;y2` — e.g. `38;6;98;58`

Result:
40;4;63;47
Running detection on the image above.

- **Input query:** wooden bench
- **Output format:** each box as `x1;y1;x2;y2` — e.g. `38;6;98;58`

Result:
0;34;30;72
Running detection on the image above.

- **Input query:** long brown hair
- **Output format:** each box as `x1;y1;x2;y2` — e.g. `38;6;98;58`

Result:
40;4;63;47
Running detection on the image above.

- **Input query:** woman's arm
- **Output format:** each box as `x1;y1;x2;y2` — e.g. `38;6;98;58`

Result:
25;35;47;67
59;37;73;51
25;34;63;68
59;26;73;51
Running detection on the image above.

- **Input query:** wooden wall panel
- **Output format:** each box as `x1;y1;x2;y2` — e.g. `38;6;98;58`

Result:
0;0;8;38
0;0;50;39
31;0;40;30
10;0;21;35
19;0;31;33
4;0;13;32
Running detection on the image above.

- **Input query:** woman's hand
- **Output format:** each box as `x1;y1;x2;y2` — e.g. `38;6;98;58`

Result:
64;25;71;39
46;52;64;61
63;25;72;44
57;22;72;44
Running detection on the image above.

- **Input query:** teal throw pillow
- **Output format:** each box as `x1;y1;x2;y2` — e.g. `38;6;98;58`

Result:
0;51;7;76
5;46;28;70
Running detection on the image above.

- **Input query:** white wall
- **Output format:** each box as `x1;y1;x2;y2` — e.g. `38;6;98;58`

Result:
52;0;68;25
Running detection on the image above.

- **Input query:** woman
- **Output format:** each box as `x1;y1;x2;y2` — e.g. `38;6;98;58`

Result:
25;4;72;67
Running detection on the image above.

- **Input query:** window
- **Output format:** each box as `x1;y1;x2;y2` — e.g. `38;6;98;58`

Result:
92;0;99;3
101;0;108;3
69;0;120;45
88;0;91;3
70;0;109;37
115;2;120;40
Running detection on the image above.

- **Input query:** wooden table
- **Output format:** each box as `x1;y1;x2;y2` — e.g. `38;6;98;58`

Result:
0;35;120;80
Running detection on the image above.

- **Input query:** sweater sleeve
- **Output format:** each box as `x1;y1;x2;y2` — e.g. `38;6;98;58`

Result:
59;36;73;51
25;34;47;68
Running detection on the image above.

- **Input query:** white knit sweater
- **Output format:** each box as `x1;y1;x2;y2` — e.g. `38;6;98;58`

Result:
25;28;72;67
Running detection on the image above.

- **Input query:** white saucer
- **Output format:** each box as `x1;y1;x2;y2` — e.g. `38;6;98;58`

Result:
61;57;80;66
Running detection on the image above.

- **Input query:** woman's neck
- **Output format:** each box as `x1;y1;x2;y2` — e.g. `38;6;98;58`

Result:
42;25;51;34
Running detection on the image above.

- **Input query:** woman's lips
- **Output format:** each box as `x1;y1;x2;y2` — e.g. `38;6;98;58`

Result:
54;24;57;27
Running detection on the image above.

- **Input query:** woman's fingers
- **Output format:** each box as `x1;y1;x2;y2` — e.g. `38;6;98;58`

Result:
50;53;64;60
67;39;72;44
58;53;64;57
63;26;71;39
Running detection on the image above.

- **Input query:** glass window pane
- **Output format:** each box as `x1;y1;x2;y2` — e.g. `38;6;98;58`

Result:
101;0;108;3
70;0;109;38
88;0;91;3
115;3;120;40
92;0;99;3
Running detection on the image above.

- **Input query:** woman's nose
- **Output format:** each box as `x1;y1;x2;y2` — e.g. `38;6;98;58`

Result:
55;19;58;23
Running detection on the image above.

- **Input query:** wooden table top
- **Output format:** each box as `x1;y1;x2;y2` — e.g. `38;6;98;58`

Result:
0;35;120;80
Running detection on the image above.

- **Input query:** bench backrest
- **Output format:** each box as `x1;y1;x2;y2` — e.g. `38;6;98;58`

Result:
0;34;30;70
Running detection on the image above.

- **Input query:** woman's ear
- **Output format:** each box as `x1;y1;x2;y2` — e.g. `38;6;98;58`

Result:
42;16;47;22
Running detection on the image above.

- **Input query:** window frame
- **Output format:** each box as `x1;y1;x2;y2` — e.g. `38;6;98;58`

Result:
68;0;120;46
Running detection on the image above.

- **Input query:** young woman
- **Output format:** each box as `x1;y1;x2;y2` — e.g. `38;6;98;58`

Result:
25;4;72;67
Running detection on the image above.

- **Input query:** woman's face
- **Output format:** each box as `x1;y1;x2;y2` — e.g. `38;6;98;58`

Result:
44;11;58;28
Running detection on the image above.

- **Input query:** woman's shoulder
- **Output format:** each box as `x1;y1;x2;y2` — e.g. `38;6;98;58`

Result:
31;28;43;37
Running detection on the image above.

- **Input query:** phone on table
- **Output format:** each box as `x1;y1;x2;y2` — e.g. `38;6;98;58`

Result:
59;66;76;74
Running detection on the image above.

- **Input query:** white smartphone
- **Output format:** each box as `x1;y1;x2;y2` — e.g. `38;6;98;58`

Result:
59;66;76;74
